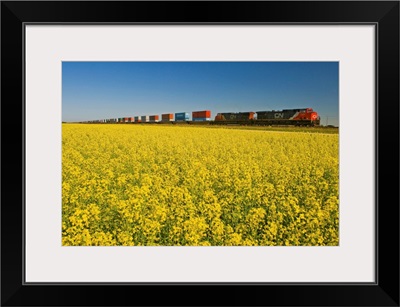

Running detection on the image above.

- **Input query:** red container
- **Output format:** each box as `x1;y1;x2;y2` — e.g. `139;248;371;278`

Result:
192;110;211;118
162;113;173;121
149;115;159;121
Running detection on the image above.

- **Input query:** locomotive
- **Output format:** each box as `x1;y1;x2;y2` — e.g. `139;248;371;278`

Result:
213;108;320;126
215;112;256;121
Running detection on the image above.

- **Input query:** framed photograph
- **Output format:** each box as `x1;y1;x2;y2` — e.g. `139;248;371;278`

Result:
2;1;399;306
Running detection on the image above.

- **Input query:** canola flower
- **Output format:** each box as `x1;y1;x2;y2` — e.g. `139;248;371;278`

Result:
62;124;339;246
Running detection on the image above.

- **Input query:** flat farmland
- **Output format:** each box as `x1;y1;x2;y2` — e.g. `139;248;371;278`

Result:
62;124;339;246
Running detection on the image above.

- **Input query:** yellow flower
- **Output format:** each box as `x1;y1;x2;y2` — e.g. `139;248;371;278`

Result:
62;124;338;246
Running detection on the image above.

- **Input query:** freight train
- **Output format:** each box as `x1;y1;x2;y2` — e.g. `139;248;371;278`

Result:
81;108;320;126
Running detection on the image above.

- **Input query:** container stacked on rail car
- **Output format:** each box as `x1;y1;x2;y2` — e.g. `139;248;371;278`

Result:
162;113;174;122
149;115;159;122
192;110;211;121
122;117;134;123
175;112;190;121
141;115;149;122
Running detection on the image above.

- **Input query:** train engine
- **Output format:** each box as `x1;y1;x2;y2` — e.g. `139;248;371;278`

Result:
256;108;320;126
214;112;255;122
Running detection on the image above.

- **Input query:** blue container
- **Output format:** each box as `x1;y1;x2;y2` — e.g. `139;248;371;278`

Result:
192;118;211;121
175;112;190;121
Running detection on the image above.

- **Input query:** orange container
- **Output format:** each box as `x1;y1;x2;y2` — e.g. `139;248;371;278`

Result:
162;113;173;120
192;110;211;118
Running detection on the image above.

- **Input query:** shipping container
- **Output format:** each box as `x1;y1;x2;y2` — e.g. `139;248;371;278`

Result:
134;116;141;122
162;113;174;121
192;110;211;119
192;118;211;121
175;112;190;121
149;115;159;122
141;115;149;122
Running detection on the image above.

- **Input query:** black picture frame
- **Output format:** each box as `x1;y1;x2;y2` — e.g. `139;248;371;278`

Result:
1;1;399;306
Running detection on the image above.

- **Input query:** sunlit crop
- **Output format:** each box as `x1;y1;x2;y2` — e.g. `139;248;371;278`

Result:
62;124;339;246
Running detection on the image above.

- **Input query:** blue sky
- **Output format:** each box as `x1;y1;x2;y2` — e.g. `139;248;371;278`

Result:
62;62;339;126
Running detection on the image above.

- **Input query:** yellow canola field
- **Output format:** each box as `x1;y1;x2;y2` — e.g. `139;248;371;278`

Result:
62;124;339;246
